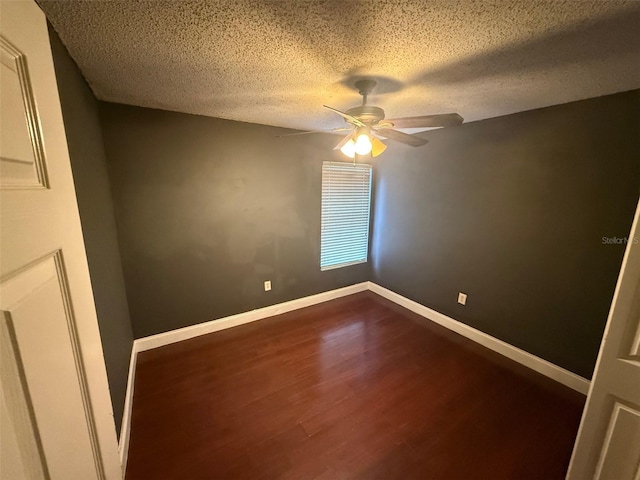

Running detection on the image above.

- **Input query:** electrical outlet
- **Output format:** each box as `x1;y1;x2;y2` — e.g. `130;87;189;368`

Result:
458;292;467;305
264;280;272;292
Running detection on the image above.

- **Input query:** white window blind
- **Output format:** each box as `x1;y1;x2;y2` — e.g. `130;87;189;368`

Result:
321;161;372;270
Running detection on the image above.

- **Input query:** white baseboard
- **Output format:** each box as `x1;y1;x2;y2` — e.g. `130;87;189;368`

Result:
367;282;590;395
118;341;138;475
118;280;589;468
135;282;369;352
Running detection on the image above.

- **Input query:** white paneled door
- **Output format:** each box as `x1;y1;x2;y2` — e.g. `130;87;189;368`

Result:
567;198;640;480
0;1;121;479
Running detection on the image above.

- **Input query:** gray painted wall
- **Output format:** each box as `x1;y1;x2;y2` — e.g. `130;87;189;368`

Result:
371;90;640;379
49;27;133;435
50;29;638;393
98;103;369;339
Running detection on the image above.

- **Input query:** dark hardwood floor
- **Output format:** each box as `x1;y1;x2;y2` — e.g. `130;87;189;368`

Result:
125;291;585;480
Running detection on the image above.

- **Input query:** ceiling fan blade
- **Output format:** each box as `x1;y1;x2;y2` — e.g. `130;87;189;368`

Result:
277;130;324;137
385;113;464;129
323;105;366;127
376;128;428;147
277;127;352;137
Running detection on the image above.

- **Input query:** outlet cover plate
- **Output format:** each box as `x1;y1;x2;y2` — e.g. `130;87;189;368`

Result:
458;292;467;305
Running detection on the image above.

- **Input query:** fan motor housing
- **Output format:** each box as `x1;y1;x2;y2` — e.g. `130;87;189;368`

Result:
345;106;385;125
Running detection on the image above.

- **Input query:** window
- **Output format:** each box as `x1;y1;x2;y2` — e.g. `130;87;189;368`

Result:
321;161;372;270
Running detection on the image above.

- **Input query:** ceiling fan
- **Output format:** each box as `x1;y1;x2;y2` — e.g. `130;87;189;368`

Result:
290;80;464;158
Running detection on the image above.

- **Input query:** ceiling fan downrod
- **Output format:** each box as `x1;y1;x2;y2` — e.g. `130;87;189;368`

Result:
355;79;377;106
346;80;385;125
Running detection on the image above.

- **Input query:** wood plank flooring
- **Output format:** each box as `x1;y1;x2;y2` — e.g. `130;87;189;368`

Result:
125;291;585;479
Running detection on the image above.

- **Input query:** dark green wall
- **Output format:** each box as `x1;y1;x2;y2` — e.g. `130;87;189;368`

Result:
371;90;640;379
98;103;369;339
49;26;133;435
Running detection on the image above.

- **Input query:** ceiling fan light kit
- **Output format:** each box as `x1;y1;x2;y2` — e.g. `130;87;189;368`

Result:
354;128;373;156
335;126;387;159
370;136;387;157
321;79;464;159
335;126;372;158
338;137;356;158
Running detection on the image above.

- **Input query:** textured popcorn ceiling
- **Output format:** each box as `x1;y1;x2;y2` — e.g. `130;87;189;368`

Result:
40;0;640;132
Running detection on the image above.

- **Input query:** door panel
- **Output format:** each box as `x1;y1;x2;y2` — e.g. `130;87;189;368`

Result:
567;200;640;480
0;35;47;188
0;388;32;480
1;253;98;479
0;1;121;478
593;401;640;480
